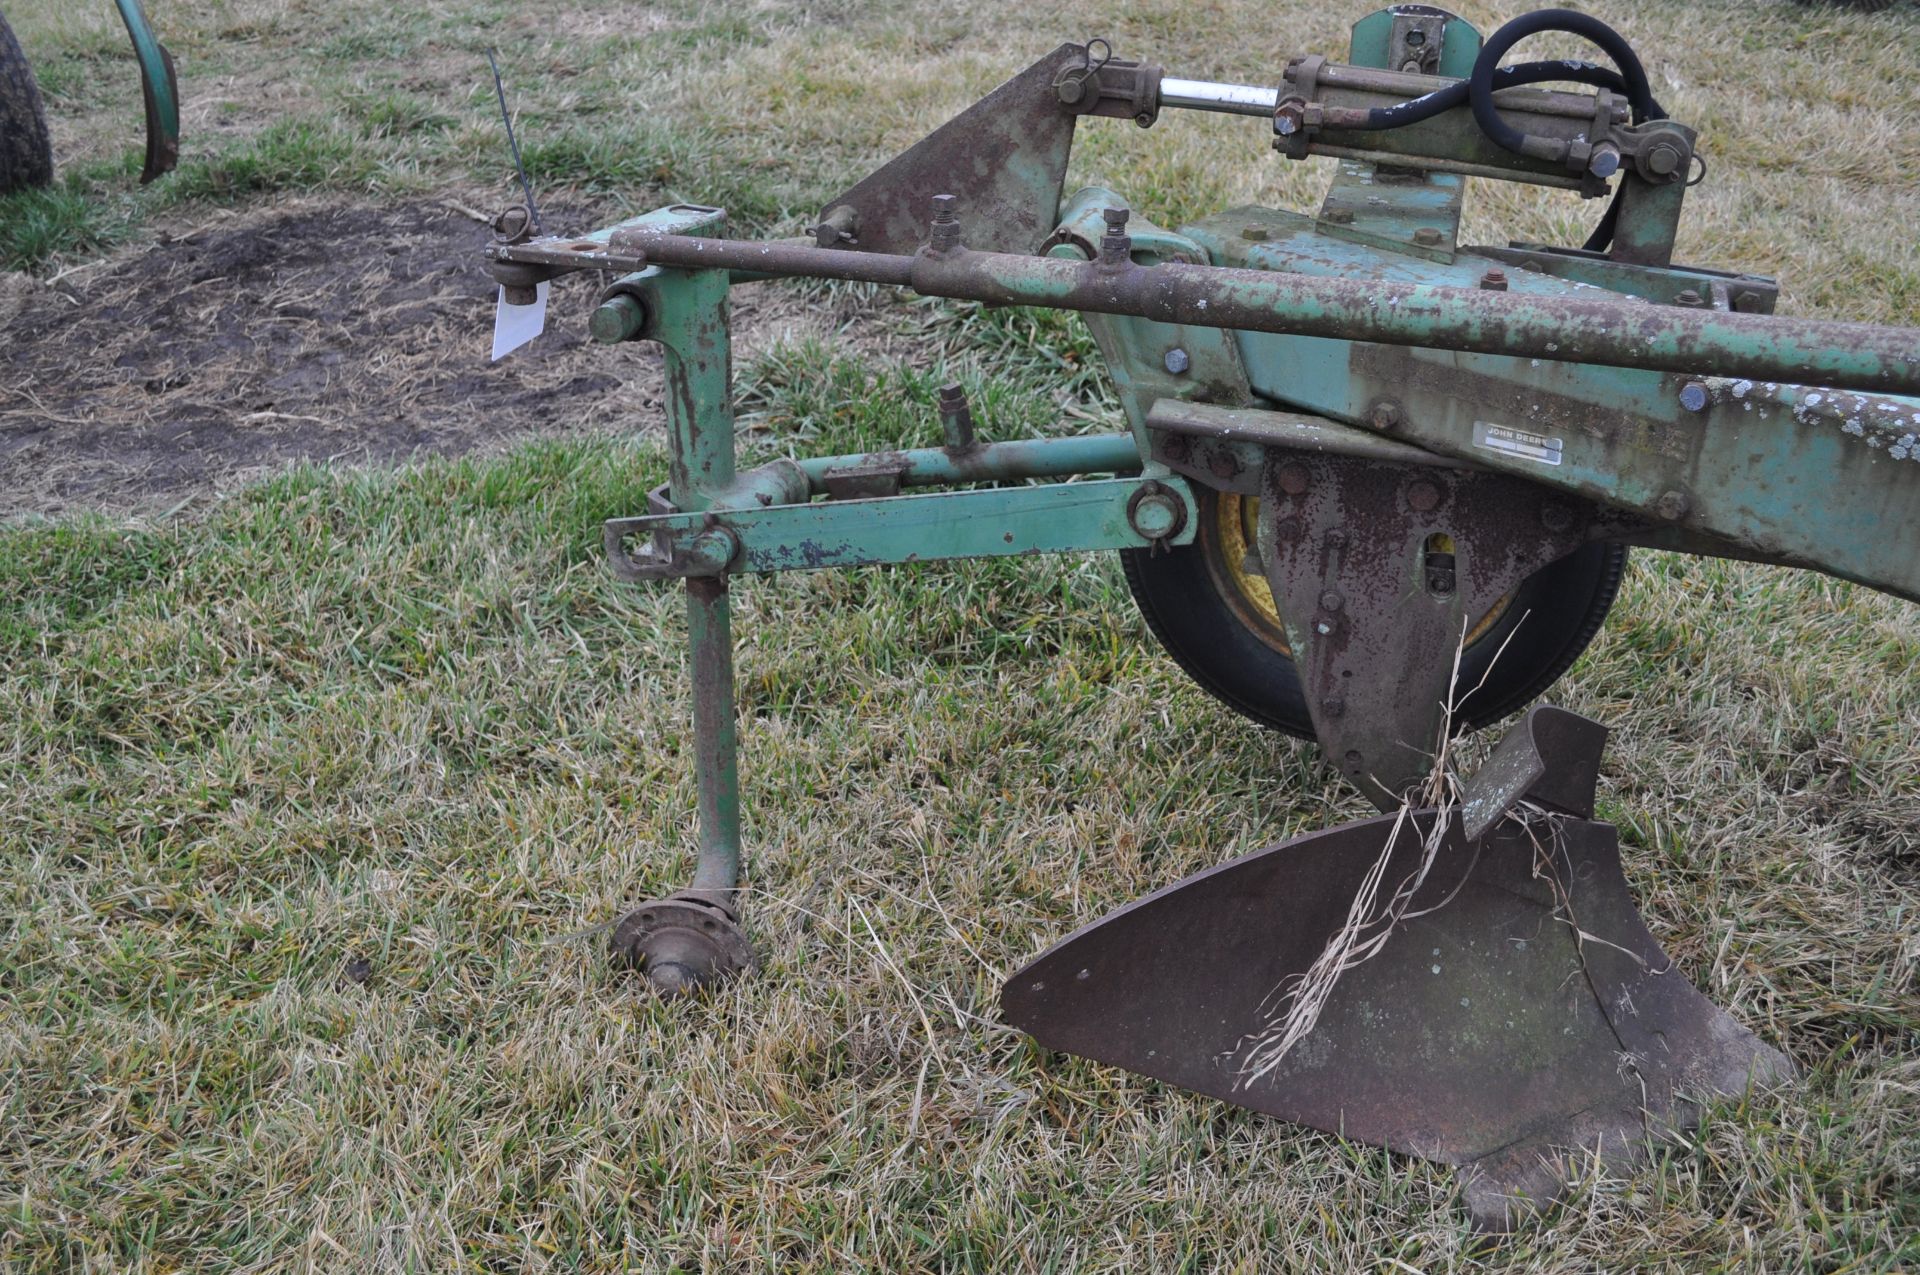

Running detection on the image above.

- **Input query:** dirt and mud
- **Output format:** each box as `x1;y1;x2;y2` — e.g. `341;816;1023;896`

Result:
0;198;825;518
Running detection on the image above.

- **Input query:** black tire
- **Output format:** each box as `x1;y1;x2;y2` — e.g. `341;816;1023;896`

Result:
0;12;54;194
1122;486;1627;740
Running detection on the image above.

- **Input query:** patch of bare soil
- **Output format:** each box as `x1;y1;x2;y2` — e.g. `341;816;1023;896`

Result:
0;198;822;518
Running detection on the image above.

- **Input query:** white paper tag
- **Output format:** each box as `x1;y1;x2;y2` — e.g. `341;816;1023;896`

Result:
491;281;549;360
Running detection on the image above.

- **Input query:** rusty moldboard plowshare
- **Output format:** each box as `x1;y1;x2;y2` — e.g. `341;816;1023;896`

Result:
484;5;1920;1232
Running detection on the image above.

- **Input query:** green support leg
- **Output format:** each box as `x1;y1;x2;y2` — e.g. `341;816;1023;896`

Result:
609;266;757;994
685;575;741;898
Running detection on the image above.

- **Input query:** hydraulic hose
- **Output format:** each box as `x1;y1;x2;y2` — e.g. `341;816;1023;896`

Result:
1468;8;1664;155
1363;59;1626;131
1463;10;1666;252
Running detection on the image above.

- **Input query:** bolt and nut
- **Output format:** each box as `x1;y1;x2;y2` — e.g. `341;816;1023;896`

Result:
1653;489;1692;521
928;194;961;252
1406;480;1443;513
1645;142;1684;178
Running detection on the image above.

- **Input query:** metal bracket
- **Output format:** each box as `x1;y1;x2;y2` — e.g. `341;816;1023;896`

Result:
1387;7;1449;76
815;44;1088;256
606;477;1198;578
1255;451;1597;808
1053;41;1164;128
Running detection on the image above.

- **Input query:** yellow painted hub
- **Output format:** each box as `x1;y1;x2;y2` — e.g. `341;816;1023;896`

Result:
1209;491;1511;656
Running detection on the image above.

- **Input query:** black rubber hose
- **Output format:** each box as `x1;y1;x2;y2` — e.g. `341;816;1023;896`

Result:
1469;8;1664;158
1363;59;1626;131
1461;10;1666;253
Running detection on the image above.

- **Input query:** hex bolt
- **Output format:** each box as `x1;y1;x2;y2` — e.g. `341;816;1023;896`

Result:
1479;269;1509;292
1241;224;1270;242
1674;289;1703;308
1734;290;1766;314
1274;100;1305;136
1406;480;1442;512
589;294;648;344
1587;143;1622;178
1540;502;1574;532
1413;227;1443;247
1164;347;1191;375
1678;380;1711;413
1369;400;1404;431
1654;489;1692;521
1277;462;1311;495
928;194;961;253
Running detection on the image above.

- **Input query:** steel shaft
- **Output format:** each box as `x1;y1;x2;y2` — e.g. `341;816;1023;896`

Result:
604;232;1920;398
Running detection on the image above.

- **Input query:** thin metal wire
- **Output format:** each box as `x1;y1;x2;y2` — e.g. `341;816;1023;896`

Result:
486;47;542;235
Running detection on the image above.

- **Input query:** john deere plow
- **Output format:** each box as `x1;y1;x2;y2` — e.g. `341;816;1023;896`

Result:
485;5;1920;1228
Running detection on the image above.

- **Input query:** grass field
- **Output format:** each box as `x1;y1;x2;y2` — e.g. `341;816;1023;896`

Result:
3;0;1919;1270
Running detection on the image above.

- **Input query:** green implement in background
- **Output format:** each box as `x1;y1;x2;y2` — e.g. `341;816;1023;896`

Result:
113;0;177;183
